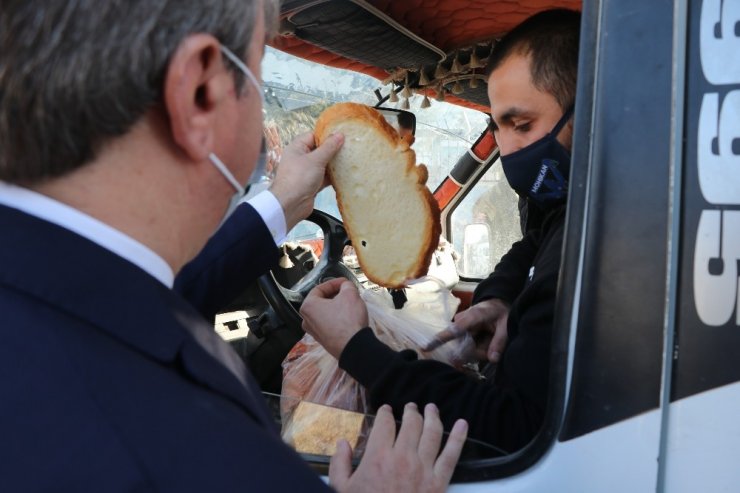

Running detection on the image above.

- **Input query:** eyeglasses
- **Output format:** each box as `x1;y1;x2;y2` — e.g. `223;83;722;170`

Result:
220;46;265;108
220;45;279;187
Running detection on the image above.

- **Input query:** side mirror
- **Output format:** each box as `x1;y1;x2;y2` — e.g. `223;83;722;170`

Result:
375;107;416;137
462;223;493;278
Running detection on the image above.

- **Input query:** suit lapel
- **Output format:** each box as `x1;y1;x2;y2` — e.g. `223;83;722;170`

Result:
0;205;274;430
167;293;274;427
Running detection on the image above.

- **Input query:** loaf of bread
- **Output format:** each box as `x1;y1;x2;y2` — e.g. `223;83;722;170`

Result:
314;103;441;288
283;401;365;456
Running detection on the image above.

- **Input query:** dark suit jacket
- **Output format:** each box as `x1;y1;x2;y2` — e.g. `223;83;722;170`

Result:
175;202;280;321
0;204;329;491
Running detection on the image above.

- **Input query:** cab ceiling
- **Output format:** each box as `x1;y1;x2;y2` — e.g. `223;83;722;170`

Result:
270;0;582;112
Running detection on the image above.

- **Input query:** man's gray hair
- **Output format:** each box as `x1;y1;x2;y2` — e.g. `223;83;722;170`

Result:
0;0;279;184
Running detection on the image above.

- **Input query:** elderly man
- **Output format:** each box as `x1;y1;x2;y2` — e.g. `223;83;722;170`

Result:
302;9;580;454
0;1;466;491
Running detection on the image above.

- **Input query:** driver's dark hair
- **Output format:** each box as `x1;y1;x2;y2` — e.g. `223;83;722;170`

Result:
485;9;580;110
0;0;278;184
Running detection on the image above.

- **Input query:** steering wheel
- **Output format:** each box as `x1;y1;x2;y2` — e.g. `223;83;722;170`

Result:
257;209;361;333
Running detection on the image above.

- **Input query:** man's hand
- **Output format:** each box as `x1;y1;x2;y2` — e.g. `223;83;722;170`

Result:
329;403;468;493
300;278;367;359
424;298;510;363
269;131;344;231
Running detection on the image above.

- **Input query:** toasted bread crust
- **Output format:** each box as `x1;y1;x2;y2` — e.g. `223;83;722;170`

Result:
315;103;398;149
315;102;441;288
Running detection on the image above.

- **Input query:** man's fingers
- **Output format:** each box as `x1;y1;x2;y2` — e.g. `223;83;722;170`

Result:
338;279;359;297
394;402;424;453
305;277;348;301
291;131;317;152
488;312;509;362
301;279;347;325
423;324;464;351
417;403;444;465
434;419;468;482
364;404;397;458
328;439;352;491
473;347;490;362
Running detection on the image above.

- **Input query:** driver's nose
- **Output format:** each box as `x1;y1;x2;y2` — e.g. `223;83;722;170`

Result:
495;130;518;156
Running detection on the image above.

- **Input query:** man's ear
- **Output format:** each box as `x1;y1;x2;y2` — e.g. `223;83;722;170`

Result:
163;34;233;162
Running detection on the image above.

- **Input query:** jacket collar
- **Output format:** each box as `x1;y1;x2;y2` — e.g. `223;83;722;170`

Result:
0;205;273;428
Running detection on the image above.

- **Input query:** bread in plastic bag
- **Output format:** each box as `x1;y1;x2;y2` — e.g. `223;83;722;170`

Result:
280;280;476;454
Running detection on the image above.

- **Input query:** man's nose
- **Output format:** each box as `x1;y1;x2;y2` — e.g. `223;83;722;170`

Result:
496;131;522;157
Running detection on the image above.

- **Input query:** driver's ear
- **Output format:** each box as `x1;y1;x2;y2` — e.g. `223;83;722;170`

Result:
163;34;234;163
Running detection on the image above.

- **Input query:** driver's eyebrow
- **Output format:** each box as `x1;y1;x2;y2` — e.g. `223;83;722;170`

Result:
491;106;530;128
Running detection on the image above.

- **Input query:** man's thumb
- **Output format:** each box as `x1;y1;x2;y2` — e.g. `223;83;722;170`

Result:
338;279;358;296
311;133;344;162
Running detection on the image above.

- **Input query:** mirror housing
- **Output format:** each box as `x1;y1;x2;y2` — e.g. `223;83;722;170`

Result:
375;107;416;138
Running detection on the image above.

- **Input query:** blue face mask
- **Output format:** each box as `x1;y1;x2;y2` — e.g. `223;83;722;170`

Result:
208;45;266;225
500;107;574;210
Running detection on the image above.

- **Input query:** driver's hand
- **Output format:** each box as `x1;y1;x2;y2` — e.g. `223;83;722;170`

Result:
329;403;468;493
269;131;344;232
424;298;510;363
300;278;367;359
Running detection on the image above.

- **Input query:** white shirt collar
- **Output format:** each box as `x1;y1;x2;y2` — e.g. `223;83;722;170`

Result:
0;182;175;288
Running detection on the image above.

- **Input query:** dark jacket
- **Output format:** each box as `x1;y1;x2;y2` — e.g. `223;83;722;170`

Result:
0;204;329;492
339;206;566;453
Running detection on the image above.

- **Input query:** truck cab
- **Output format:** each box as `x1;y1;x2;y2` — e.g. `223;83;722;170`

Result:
216;0;740;490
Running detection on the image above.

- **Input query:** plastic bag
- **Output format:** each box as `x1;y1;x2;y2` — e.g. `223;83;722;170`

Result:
280;280;476;452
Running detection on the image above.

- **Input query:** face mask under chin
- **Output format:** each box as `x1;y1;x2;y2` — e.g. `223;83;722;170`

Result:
207;45;267;230
500;107;574;210
208;152;246;229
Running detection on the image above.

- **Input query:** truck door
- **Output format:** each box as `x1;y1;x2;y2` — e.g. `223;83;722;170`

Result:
662;1;740;491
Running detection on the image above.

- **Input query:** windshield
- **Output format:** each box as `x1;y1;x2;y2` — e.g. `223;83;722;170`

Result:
218;46;520;468
260;47;488;231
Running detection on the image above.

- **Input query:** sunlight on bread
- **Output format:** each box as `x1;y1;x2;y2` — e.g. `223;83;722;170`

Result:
315;103;441;288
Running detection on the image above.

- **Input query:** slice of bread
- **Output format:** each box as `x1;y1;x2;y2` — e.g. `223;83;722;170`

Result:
315;103;441;288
